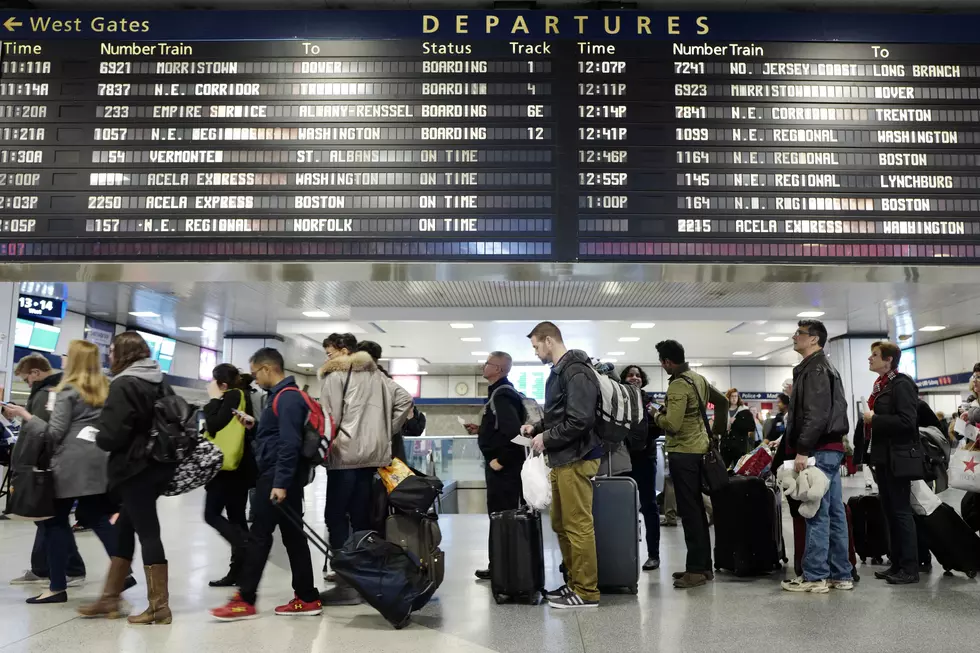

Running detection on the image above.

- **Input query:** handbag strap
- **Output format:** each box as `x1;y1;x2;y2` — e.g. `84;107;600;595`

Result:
676;375;717;448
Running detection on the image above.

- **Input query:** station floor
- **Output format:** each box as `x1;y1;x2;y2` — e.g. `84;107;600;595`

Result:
0;476;976;653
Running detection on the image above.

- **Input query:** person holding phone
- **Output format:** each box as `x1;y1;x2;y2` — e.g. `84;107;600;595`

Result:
202;364;258;588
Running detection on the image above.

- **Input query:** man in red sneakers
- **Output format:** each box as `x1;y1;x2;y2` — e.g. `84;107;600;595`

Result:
211;348;321;620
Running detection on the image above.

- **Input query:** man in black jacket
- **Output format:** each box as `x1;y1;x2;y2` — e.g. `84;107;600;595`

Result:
469;351;525;580
522;322;602;609
781;319;852;594
6;355;87;586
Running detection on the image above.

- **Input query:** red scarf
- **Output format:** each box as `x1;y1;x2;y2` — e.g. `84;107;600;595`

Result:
866;370;898;440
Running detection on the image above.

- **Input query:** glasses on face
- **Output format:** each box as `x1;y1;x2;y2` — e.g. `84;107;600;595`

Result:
483;362;500;369
794;329;812;337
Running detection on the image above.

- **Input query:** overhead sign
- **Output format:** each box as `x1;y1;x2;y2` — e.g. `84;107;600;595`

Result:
916;372;973;388
3;11;980;263
17;294;65;320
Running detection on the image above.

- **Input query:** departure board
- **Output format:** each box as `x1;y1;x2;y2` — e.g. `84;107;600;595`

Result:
5;10;980;263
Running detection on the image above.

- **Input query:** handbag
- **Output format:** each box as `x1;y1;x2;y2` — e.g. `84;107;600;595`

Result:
677;375;729;494
163;438;224;497
889;441;926;481
4;463;55;521
949;443;980;493
204;390;247;471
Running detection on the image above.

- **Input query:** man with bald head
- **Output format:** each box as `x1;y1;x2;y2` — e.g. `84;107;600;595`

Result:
468;351;526;581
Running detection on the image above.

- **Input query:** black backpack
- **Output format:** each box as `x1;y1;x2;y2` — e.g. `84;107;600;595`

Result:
148;384;200;464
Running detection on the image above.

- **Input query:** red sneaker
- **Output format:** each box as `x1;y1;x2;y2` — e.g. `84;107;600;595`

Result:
274;595;323;617
211;593;258;621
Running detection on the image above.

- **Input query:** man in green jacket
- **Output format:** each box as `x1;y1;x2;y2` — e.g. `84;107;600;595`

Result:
653;340;728;590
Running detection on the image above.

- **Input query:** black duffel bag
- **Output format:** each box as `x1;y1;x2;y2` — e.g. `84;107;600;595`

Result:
388;467;444;516
4;463;55;521
331;530;436;629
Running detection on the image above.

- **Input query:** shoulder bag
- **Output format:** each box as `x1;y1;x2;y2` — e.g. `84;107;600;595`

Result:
677;375;730;495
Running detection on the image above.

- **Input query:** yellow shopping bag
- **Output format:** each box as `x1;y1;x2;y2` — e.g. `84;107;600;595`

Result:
378;458;415;494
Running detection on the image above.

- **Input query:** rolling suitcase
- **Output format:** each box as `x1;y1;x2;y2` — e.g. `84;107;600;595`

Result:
848;494;890;565
489;507;545;604
713;476;782;576
385;512;445;591
919;502;980;578
592;475;641;593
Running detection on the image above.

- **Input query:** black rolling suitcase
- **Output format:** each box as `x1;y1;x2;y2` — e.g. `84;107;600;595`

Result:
713;475;783;576
489;507;545;604
592;475;641;593
919;503;980;578
848;494;890;565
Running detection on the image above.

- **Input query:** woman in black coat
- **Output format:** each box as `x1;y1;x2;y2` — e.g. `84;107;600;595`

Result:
202;363;257;587
79;331;176;624
864;341;920;586
621;365;663;571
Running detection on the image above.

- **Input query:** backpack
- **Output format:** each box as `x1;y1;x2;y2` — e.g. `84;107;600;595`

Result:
487;385;543;430
272;386;333;466
148;385;201;464
571;363;643;445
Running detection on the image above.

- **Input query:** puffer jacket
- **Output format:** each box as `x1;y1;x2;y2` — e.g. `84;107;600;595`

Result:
531;349;602;469
20;385;107;499
320;351;413;470
785;350;849;456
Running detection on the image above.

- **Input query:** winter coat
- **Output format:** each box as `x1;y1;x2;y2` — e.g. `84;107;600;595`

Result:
478;378;526;473
96;358;173;489
785;350;849;456
320;351;413;470
868;373;919;468
254;376;308;488
729;405;757;449
20;385;108;499
27;372;62;422
531;349;602;469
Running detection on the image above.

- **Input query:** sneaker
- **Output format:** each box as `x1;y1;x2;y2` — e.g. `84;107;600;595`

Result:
542;585;573;601
828;579;854;591
319;583;363;606
781;577;830;594
642;558;661;571
275;595;323;617
548;592;598;609
66;576;85;588
10;571;46;585
211;594;258;621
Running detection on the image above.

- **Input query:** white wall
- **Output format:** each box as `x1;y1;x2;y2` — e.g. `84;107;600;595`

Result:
171;341;201;380
59;311;87;347
913;332;980;380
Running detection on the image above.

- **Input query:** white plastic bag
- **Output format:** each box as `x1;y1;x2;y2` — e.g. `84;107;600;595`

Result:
909;480;942;516
949;446;980;493
521;452;552;511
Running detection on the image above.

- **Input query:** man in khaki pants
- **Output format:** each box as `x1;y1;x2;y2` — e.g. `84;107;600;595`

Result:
522;322;603;609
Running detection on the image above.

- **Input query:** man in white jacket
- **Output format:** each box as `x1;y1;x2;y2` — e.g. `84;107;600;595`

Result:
318;334;413;605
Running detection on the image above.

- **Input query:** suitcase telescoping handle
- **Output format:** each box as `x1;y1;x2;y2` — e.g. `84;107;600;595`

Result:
275;500;331;558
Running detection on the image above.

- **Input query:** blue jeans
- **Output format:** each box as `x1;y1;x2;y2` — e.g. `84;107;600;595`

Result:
802;450;852;582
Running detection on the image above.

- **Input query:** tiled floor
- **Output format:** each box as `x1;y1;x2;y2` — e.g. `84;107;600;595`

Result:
0;476;976;653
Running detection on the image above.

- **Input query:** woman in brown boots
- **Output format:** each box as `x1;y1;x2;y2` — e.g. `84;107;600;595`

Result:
79;332;176;624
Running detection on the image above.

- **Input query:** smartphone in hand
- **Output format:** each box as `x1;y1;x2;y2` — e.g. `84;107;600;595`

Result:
233;409;255;428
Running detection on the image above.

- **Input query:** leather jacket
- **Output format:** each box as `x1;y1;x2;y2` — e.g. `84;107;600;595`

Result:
785;350;849;455
532;349;602;468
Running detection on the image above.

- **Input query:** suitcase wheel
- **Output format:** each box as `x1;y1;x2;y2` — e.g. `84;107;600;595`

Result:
859;557;866;564
714;562;721;571
628;586;638;595
394;615;412;630
968;571;978;579
871;557;884;566
944;570;954;577
493;593;507;605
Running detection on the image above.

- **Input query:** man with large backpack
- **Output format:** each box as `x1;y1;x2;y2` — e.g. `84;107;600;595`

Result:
468;351;528;581
522;322;603;609
211;348;321;621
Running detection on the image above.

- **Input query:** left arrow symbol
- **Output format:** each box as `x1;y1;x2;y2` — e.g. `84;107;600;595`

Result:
4;17;23;31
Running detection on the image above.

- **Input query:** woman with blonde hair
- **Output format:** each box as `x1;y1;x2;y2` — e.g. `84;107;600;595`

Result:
5;340;131;604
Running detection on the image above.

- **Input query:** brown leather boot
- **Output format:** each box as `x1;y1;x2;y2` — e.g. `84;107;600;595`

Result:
128;564;172;625
78;557;131;619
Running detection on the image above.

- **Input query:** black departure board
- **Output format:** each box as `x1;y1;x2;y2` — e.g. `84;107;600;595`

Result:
5;10;980;263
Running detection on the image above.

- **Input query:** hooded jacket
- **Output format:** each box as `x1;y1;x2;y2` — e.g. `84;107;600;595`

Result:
320;351;413;470
27;372;63;422
96;358;171;488
21;384;108;499
531;349;602;469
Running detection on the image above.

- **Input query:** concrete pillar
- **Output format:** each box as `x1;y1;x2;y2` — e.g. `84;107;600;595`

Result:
825;335;887;443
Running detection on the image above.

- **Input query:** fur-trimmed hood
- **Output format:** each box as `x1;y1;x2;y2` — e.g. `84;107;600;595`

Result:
318;350;377;379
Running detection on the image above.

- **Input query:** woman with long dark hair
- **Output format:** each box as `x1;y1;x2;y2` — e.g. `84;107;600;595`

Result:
620;365;662;571
80;331;176;624
6;340;135;604
203;363;257;588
